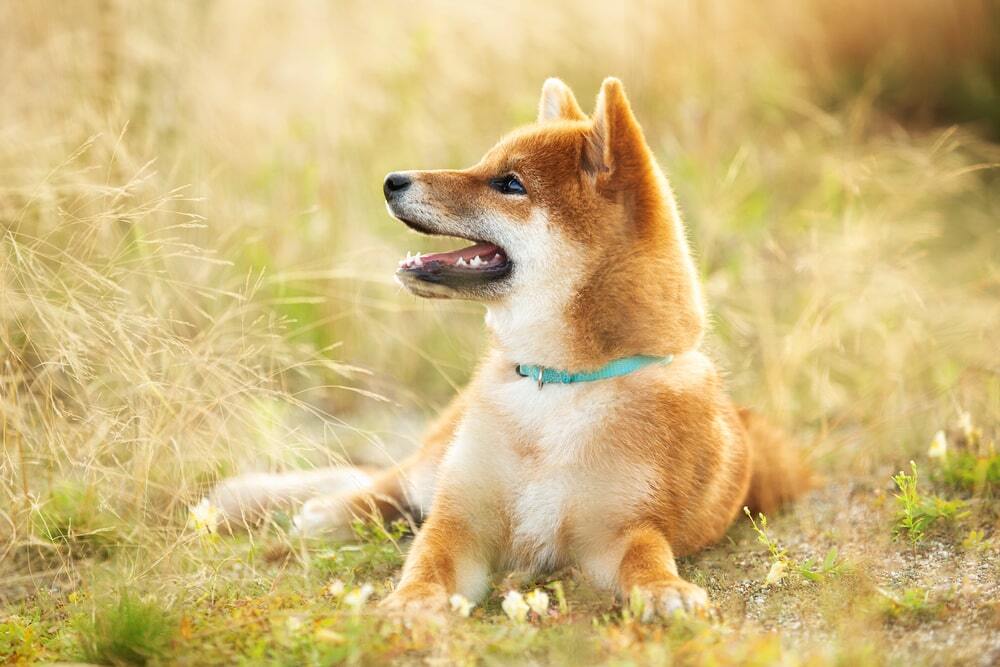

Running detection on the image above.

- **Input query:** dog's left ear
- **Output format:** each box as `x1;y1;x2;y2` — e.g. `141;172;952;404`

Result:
583;77;648;178
537;78;587;123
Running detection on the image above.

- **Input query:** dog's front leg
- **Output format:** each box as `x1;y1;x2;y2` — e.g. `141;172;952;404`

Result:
380;498;491;618
605;525;711;621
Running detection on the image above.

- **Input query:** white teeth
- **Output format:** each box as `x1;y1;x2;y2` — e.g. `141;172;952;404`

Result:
400;251;501;270
400;252;422;269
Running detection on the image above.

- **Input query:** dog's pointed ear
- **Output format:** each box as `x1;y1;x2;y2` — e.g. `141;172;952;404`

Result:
583;77;647;177
537;78;587;123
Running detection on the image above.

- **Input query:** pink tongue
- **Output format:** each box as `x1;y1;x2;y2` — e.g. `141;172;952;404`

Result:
420;242;501;264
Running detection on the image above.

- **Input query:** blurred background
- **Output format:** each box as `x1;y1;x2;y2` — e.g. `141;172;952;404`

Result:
1;0;998;572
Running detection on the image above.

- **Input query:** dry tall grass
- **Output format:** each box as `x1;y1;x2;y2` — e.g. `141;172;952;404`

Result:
1;0;997;604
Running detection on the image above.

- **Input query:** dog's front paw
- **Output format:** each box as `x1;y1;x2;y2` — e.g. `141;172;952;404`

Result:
630;579;713;622
379;583;449;624
290;495;356;540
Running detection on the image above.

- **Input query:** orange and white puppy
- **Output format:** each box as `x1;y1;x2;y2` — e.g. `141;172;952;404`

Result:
213;78;810;619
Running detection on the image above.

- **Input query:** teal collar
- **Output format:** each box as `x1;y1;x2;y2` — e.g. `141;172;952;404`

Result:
515;354;673;389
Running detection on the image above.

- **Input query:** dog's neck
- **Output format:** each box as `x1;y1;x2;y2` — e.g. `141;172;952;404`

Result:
486;197;706;371
485;254;705;373
484;279;581;371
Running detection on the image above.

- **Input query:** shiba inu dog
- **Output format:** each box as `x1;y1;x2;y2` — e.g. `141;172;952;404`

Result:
212;77;811;619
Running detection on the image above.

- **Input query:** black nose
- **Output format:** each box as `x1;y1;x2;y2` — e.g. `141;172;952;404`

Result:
383;173;412;199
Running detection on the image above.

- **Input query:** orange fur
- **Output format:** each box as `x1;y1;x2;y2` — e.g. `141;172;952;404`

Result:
379;78;811;617
740;408;815;515
212;78;811;620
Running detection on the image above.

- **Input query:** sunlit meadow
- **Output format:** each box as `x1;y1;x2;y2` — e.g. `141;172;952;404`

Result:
1;1;998;665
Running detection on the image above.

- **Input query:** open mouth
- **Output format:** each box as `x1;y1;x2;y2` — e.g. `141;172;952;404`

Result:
396;240;512;290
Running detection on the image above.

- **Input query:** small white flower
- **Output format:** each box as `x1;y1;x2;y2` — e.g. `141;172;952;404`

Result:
525;589;550;616
325;579;346;598
502;590;530;622
188;498;220;535
928;430;948;459
765;560;787;586
956;412;974;440
343;583;374;609
449;593;475;617
286;615;306;632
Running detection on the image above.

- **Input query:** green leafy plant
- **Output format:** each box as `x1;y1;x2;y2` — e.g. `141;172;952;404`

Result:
892;462;968;544
930;416;1000;496
743;507;845;584
1;615;43;664
939;452;1000;494
960;529;990;552
877;587;946;621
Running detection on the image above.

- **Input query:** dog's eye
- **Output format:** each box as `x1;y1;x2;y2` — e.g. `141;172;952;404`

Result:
491;174;526;196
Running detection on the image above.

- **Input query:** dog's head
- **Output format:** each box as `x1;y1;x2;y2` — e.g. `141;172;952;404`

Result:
386;78;705;366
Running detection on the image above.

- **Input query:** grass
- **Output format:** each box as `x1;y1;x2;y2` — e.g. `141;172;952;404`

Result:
1;0;999;665
28;481;127;557
74;590;177;666
743;507;847;584
891;462;969;544
931;415;1000;495
877;586;947;624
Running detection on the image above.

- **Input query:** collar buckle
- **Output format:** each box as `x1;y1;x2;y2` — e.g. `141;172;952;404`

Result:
514;364;545;389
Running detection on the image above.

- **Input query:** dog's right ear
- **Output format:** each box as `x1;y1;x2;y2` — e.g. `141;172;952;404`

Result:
537;78;587;123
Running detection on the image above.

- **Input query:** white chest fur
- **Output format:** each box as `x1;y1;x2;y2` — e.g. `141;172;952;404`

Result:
502;378;611;569
441;358;657;574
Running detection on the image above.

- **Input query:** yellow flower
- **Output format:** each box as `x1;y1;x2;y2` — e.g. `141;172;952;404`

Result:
928;430;948;459
525;589;550;616
315;628;345;644
765;560;787;586
501;590;529;622
343;583;374;610
449;593;475;617
188;498;220;535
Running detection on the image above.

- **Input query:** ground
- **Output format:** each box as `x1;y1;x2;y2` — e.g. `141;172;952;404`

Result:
2;429;998;666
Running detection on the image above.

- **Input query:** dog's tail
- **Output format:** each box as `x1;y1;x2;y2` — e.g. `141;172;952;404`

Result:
739;408;815;515
209;466;374;533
